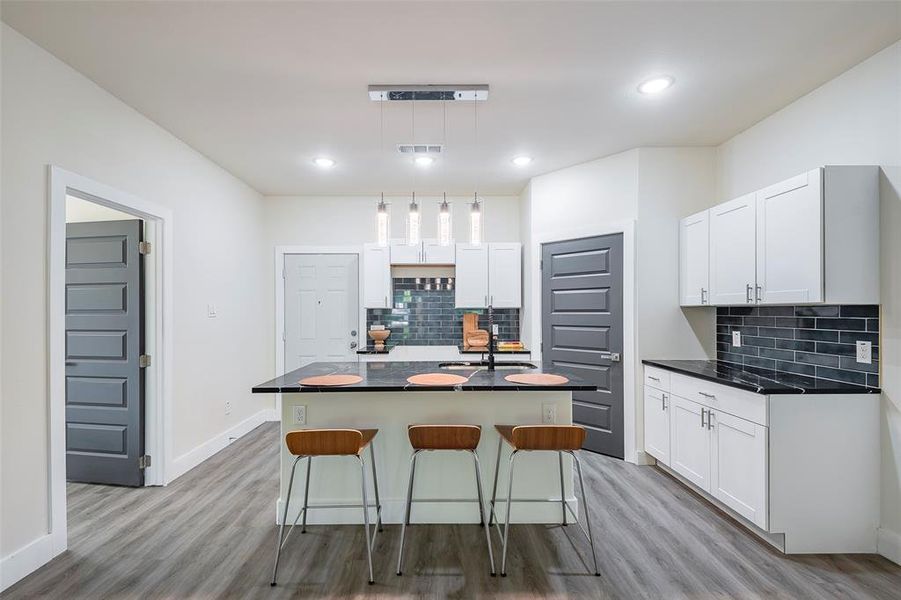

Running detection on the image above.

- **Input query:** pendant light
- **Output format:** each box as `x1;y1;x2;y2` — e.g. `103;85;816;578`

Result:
470;193;482;245
408;192;421;246
376;193;389;247
438;193;452;246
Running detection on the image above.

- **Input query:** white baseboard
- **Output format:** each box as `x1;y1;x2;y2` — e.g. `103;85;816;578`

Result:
0;534;57;593
168;408;277;483
878;527;901;566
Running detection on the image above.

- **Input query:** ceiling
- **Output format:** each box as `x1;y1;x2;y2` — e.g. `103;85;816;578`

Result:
3;1;899;196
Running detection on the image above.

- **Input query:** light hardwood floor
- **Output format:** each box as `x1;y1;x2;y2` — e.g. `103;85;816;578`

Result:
4;422;899;599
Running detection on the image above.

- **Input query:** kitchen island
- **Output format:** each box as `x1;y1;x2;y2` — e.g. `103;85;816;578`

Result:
252;361;597;525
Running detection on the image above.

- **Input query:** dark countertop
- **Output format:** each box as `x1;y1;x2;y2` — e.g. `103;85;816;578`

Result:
356;346;392;354
253;361;597;393
459;346;530;355
642;359;880;395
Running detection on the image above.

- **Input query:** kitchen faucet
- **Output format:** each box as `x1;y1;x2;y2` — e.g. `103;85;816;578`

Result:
487;304;496;371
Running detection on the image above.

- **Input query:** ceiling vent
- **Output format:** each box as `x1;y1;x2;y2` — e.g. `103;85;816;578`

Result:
369;84;489;102
397;144;443;155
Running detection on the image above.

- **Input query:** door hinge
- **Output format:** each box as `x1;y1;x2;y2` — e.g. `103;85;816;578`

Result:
139;354;151;368
138;241;152;255
138;455;151;469
282;267;286;279
540;259;543;270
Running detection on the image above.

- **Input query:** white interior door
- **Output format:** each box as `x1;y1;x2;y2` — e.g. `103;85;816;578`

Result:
679;210;710;306
669;395;711;492
284;254;359;370
709;194;756;305
756;168;823;304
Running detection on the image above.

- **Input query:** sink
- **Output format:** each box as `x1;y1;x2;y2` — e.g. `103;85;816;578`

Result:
439;361;537;370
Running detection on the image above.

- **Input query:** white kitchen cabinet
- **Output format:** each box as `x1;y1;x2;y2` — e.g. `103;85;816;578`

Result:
756;169;823;304
679;210;710;306
422;240;455;264
643;386;670;465
709;193;757;306
709;409;768;530
455;244;489;308
669;395;711;492
362;244;391;308
390;242;422;265
488;243;522;308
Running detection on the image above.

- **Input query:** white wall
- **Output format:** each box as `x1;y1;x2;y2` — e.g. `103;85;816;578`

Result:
714;41;901;563
0;23;271;570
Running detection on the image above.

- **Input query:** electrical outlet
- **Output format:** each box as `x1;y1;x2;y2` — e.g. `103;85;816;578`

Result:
207;304;217;318
293;405;306;425
856;340;872;364
542;403;556;424
492;324;499;335
732;331;742;347
224;400;231;415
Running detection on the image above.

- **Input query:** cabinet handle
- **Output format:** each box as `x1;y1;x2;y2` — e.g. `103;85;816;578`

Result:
484;295;488;306
384;295;388;308
756;285;762;303
700;407;707;428
707;409;715;430
661;393;667;411
701;288;707;304
746;283;753;303
648;375;660;382
698;391;716;399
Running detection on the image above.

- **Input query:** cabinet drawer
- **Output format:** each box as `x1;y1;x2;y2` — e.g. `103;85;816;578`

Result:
670;373;767;426
644;366;670;392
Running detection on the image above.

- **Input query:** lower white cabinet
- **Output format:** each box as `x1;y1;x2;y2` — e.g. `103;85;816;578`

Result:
643;386;670;465
709;410;768;529
669;395;711;492
642;364;879;554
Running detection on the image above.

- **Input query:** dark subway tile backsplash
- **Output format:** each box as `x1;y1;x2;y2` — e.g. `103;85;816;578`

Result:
366;277;520;348
715;305;880;389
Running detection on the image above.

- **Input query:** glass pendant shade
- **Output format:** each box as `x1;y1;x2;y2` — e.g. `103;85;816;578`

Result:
376;196;389;247
470;197;482;245
408;195;421;246
438;197;452;246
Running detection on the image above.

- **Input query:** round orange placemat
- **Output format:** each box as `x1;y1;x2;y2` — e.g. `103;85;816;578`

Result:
299;374;363;386
407;373;468;386
505;373;569;386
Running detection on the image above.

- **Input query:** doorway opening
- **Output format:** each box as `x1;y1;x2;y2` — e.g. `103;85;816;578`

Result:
48;166;173;558
541;233;625;458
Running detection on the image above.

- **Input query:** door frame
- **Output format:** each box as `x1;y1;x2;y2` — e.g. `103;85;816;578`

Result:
48;166;174;554
274;246;365;415
529;220;641;464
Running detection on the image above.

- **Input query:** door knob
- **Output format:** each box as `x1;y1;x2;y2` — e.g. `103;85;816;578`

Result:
351;330;358;337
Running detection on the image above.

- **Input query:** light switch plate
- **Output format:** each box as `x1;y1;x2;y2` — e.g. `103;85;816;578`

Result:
856;341;872;364
732;331;742;347
225;400;231;415
293;405;306;425
207;304;217;318
542;403;556;424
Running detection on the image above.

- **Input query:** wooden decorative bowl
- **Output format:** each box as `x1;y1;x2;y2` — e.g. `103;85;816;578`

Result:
368;329;390;350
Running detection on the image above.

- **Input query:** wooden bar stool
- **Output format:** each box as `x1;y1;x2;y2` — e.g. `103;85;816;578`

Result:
396;424;496;577
270;428;383;586
488;424;600;577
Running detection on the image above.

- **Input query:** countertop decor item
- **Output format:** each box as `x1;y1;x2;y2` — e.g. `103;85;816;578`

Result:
505;373;569;386
299;374;364;387
463;312;488;348
406;373;469;386
368;328;390;351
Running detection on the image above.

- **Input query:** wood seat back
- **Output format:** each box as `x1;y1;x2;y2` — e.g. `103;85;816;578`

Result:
408;424;481;450
511;425;586;451
285;428;365;456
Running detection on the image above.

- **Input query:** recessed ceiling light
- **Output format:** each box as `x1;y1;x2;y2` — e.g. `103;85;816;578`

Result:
313;157;335;168
512;156;533;167
637;75;675;95
414;156;435;167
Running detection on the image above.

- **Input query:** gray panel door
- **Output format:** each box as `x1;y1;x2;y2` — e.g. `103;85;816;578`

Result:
542;234;624;458
66;220;145;486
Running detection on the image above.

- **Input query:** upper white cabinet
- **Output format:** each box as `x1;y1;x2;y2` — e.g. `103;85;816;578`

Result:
488;243;522;308
454;243;522;308
679;210;710;306
455;244;489;308
756;170;823;304
390;242;423;265
362;244;391;308
682;166;879;306
422;240;455;265
709;193;757;305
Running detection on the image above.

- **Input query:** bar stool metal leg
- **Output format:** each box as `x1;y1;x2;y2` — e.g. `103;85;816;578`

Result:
396;450;419;575
301;456;312;533
571;451;601;576
471;451;496;576
558;452;568;526
358;456;375;584
488;435;503;527
500;450;518;577
370;442;384;532
270;455;302;586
